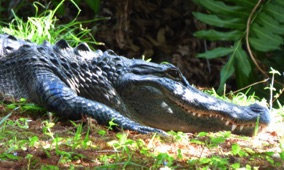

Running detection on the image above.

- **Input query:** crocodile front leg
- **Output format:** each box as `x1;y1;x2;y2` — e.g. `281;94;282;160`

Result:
29;72;165;134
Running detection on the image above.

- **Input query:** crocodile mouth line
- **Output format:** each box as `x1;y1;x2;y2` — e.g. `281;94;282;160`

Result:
177;104;265;132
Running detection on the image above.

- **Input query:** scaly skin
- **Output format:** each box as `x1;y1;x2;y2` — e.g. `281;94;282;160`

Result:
0;34;270;136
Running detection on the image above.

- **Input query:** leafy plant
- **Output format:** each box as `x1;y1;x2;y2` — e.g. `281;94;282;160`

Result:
0;112;12;126
265;67;281;110
108;133;135;153
0;0;99;47
153;152;175;168
6;98;45;113
167;130;189;142
80;0;101;15
192;0;284;93
279;136;284;161
50;0;101;16
232;143;248;157
208;131;231;147
190;156;229;169
25;154;33;170
106;132;148;169
42;120;55;139
107;118;119;130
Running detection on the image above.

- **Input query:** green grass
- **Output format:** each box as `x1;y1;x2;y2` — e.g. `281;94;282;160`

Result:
0;0;101;47
0;0;284;169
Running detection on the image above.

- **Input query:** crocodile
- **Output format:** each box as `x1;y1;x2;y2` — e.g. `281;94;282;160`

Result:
0;33;270;136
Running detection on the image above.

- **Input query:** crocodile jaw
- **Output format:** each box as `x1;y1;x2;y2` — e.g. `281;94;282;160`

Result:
119;75;270;136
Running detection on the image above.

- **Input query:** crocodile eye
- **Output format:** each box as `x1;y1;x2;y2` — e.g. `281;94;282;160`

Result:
167;68;181;79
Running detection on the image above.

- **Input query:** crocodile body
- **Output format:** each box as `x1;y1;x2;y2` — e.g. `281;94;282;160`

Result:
0;34;270;135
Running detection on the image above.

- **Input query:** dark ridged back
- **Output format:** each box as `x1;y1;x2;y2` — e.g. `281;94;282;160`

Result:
0;34;103;60
0;34;126;104
0;34;33;58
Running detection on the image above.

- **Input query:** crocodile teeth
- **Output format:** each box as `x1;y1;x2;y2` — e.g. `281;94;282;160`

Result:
240;125;244;131
192;113;196;116
231;124;237;131
198;114;201;117
221;117;224;120
225;121;230;126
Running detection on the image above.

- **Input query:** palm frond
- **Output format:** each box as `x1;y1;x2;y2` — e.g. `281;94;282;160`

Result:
193;0;284;93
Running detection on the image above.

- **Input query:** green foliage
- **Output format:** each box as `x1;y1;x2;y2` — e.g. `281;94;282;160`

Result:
0;112;12;126
167;130;189;142
265;67;281;110
106;132;149;169
107;118;119;130
25;154;33;170
208;131;230;147
0;0;99;47
5;98;45;112
193;0;284;93
83;0;101;15
108;133;135;153
194;131;231;148
279;136;284;161
232;143;248;157
188;156;229;170
51;0;101;16
154;152;175;168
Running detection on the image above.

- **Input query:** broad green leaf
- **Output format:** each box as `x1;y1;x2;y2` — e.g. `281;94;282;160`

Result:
199;157;211;164
249;37;280;52
0;153;19;160
264;3;284;23
85;0;101;14
234;44;251;88
256;12;284;34
232;0;258;8
192;0;250;17
231;163;240;169
232;143;241;155
218;55;235;93
251;23;283;44
272;0;284;7
194;30;242;41
235;44;251;77
197;47;234;59
192;12;246;29
250;23;283;51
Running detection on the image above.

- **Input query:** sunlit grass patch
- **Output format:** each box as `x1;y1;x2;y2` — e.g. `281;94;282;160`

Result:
0;0;101;47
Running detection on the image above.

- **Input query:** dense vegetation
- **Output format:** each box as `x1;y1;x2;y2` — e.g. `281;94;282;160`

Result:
0;0;283;169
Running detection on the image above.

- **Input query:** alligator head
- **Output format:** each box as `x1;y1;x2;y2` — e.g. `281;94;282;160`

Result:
113;57;270;136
